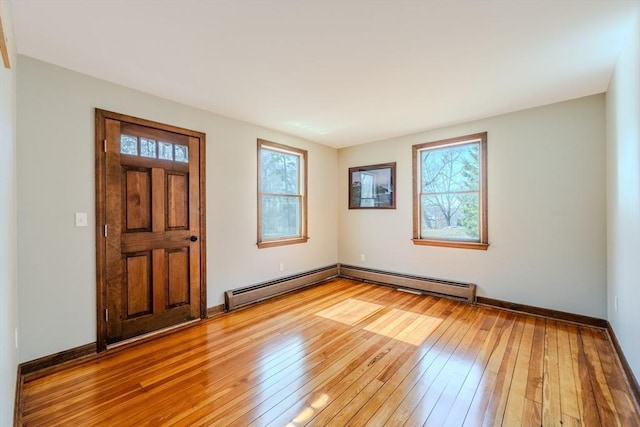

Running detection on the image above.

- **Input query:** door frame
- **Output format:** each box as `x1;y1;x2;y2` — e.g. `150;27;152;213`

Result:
95;109;207;352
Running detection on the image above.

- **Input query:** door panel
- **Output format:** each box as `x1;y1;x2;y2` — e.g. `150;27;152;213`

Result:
124;169;152;231
167;173;188;229
126;253;152;317
96;110;206;349
167;249;189;307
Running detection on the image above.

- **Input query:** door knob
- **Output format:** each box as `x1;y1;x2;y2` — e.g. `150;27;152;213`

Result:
188;235;198;242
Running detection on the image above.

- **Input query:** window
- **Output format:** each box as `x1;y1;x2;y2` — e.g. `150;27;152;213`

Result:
257;139;308;248
120;134;188;163
412;132;488;250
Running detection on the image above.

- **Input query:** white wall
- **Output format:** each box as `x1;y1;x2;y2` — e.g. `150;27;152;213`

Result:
0;1;18;425
17;56;338;362
339;95;607;318
607;11;640;381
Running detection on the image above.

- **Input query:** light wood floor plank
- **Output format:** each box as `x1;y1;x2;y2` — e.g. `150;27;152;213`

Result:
441;310;509;427
522;397;542;426
580;326;622;426
501;315;535;426
17;279;640;427
542;319;563;426
248;291;427;426
481;311;525;427
304;295;439;427
163;321;371;425
379;304;482;425
195;291;422;426
24;281;366;425
461;314;518;427
572;323;603;426
525;317;545;406
590;327;640;427
556;322;582;422
345;299;466;426
418;307;504;426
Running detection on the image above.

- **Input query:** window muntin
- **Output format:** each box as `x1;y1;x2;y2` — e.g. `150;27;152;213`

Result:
257;139;308;248
413;132;488;250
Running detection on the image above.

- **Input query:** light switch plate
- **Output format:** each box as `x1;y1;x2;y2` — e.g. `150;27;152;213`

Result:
75;212;88;227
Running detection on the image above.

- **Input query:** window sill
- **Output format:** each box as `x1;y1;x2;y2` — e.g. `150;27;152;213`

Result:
257;236;309;249
412;239;489;251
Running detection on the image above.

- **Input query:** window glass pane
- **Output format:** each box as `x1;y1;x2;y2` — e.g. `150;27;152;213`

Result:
361;173;374;198
159;142;173;160
120;135;138;155
260;149;299;194
420;193;479;241
261;195;301;238
175;145;188;163
421;142;479;193
360;173;375;207
140;138;156;158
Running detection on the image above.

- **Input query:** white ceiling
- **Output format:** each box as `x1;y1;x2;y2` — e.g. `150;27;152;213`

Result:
10;0;640;148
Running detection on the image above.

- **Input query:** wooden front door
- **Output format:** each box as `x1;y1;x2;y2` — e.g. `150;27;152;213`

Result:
96;109;206;350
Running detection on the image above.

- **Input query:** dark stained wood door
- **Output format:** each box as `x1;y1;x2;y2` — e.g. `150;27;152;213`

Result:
96;110;206;350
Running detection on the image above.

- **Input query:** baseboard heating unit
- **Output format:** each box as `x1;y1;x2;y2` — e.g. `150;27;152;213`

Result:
225;264;339;311
338;264;476;303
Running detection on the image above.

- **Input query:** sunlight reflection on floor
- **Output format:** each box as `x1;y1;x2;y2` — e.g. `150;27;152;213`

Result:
285;393;330;426
315;298;442;346
364;308;442;346
314;298;384;326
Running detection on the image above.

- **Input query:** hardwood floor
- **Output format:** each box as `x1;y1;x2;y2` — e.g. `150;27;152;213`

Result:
18;279;640;426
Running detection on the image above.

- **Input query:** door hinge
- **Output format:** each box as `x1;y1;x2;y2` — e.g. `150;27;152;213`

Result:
103;139;107;152
105;309;109;322
104;224;108;237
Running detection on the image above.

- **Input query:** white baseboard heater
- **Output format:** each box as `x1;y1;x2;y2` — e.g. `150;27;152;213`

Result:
225;264;339;311
338;264;477;303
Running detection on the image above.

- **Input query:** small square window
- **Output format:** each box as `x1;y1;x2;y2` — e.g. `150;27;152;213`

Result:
159;142;173;160
140;138;157;158
120;135;138;155
175;145;189;163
